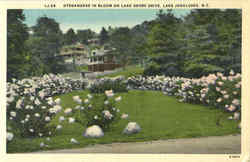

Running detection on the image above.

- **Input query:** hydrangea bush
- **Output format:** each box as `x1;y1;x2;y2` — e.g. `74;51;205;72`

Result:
127;70;241;116
63;90;123;131
6;73;86;138
89;77;128;94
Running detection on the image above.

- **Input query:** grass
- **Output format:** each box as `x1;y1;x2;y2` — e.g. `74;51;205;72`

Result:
97;65;144;79
7;90;240;153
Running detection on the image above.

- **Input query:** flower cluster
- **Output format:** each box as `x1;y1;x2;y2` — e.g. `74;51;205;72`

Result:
7;95;62;137
6;74;86;138
127;70;241;116
63;90;126;131
7;73;85;99
89;76;128;93
127;75;184;95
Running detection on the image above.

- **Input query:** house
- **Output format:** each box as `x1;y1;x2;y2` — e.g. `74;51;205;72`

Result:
87;47;121;72
57;43;89;65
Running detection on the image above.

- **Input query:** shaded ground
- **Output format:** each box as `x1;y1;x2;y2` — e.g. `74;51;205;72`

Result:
35;134;240;154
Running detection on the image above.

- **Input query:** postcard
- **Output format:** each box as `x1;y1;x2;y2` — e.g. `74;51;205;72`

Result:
0;0;249;162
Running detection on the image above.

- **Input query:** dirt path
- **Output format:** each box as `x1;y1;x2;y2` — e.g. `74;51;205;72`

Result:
36;134;240;154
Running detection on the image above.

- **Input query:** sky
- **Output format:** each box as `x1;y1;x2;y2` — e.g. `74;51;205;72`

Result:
23;9;191;33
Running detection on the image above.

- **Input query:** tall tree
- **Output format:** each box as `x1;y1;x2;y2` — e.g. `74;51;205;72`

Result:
7;9;30;81
99;27;109;45
109;27;132;68
146;10;182;76
64;28;77;45
30;16;65;74
76;29;95;44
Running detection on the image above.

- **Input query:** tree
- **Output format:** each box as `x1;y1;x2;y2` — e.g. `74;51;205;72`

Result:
99;27;109;45
64;28;77;45
30;16;65;74
182;9;242;76
146;10;183;76
7;9;30;81
76;29;95;44
109;27;132;68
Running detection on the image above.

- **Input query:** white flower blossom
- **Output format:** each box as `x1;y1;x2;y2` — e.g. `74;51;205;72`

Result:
115;96;122;102
59;116;65;122
68;117;75;123
10;111;16;117
34;98;41;105
56;125;62;130
121;113;129;119
84;99;89;104
87;94;93;99
104;100;109;105
7;132;14;141
105;90;114;97
70;138;79;144
45;116;51;122
64;108;72;115
54;98;61;105
35;113;40;118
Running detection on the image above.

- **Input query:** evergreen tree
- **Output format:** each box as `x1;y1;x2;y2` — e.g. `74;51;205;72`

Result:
64;28;77;45
7;9;30;81
99;27;109;45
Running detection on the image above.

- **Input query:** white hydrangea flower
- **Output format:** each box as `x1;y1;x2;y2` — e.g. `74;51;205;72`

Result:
115;96;122;102
10;111;16;117
34;98;41;105
121;113;129;119
73;96;82;104
105;90;114;97
49;105;62;113
54;98;61;105
59;116;65;122
56;125;62;130
41;106;47;109
84;99;89;104
70;138;79;144
87;94;93;99
7;132;14;141
64;108;72;115
102;110;113;119
104;100;109;105
68;117;75;123
16;99;23;109
40;142;45;147
75;105;80;110
45;116;51;122
34;113;40;118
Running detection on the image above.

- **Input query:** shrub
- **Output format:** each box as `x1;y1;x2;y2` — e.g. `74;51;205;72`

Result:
127;70;241;116
6;74;86;138
89;77;128;94
65;91;123;131
143;63;161;76
7;95;61;137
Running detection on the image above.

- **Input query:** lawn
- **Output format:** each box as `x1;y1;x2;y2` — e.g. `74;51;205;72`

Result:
7;90;240;153
97;65;144;78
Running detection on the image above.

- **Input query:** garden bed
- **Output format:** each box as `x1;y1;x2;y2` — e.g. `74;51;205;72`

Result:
7;90;240;153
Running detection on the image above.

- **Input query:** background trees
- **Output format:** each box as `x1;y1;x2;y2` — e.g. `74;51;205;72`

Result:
29;16;65;75
7;9;242;80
